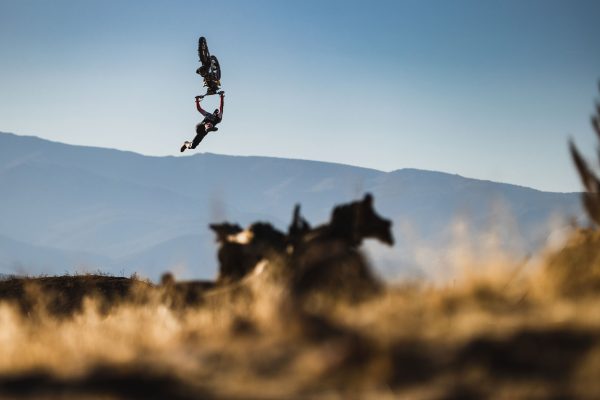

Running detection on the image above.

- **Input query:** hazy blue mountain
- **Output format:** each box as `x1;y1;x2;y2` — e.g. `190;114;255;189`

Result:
0;232;113;276
0;131;585;281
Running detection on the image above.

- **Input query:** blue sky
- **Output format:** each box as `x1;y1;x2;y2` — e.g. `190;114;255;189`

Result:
1;0;599;192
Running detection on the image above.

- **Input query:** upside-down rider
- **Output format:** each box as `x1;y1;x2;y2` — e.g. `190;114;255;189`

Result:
181;90;225;152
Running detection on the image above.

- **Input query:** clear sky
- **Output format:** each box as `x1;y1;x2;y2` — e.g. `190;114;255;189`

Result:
1;0;599;192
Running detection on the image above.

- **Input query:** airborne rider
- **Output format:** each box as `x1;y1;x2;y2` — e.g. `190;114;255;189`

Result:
181;91;225;152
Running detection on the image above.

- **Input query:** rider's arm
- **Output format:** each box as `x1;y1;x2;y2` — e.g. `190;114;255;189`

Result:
195;97;209;117
218;93;224;118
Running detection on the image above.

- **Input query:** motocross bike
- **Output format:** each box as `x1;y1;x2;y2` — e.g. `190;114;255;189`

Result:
196;36;221;95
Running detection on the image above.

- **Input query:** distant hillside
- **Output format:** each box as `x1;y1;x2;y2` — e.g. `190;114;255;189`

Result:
0;131;585;281
0;233;112;276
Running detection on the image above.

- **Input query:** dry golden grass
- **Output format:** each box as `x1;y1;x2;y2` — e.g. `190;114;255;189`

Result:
0;228;599;399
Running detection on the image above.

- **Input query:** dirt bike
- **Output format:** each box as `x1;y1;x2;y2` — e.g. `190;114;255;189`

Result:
196;36;221;95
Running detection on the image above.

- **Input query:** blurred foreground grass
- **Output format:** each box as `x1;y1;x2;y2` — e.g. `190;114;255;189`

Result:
0;229;599;399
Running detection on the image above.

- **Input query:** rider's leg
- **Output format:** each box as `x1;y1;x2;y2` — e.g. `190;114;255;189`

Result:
190;124;208;149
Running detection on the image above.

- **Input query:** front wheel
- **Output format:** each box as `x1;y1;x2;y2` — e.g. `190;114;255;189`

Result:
198;37;210;65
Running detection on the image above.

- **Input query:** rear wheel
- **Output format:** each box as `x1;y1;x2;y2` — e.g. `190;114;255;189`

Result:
198;37;210;65
210;55;221;80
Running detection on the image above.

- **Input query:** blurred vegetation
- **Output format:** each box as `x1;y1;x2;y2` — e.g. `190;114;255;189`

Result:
0;228;599;399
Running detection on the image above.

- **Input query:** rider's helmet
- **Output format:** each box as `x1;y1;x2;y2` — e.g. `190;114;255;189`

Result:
213;109;219;115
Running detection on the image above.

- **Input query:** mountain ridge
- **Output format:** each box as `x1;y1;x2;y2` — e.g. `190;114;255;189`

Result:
0;131;585;281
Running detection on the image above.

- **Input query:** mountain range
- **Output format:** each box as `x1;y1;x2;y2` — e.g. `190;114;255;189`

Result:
0;131;585;281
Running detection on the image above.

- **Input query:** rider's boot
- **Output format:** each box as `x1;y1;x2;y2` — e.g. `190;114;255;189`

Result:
180;141;191;152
